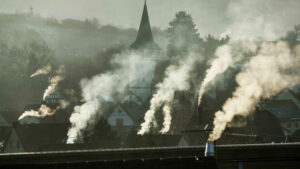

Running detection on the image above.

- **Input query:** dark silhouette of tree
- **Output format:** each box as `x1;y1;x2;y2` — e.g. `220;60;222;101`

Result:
84;117;120;146
166;11;203;58
284;25;300;47
0;40;54;110
203;34;229;59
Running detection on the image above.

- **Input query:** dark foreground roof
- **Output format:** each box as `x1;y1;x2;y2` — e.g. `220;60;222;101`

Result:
13;122;69;152
182;132;262;146
124;134;182;148
1;144;300;169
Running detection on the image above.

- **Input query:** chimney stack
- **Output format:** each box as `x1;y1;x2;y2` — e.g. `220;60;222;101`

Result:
205;142;215;157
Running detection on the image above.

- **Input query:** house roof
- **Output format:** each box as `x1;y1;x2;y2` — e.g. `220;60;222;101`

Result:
38;142;120;151
13;122;69;152
121;89;144;105
182;132;262;146
124;134;182;148
264;100;300;121
186;110;284;143
0;127;12;152
272;89;300;101
21;103;71;124
105;90;149;124
121;102;144;124
228;110;285;139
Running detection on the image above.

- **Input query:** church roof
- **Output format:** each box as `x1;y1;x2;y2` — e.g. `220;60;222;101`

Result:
130;1;160;50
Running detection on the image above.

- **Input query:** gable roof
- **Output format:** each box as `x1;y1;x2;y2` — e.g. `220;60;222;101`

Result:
121;102;144;124
264;100;300;121
13;122;69;152
0;127;12;152
272;90;300;109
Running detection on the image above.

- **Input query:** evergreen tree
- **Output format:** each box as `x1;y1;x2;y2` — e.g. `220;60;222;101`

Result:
284;25;300;47
167;11;202;57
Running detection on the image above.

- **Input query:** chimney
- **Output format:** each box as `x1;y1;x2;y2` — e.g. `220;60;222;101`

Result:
204;142;216;157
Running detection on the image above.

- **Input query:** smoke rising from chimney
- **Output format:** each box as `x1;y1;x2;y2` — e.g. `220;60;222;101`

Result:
198;40;257;106
138;55;196;135
19;65;68;123
66;51;144;144
18;100;70;124
209;41;300;141
30;64;52;78
198;45;234;106
43;65;65;100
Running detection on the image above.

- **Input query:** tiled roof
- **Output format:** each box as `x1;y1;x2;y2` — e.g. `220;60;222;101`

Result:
264;100;300;121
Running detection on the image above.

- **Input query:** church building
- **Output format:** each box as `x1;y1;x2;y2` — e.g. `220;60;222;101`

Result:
128;0;161;102
130;0;160;52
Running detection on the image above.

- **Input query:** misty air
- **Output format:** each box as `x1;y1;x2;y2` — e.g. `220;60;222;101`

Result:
0;0;300;169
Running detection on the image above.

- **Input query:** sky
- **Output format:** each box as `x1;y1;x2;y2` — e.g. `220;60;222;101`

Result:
0;0;300;39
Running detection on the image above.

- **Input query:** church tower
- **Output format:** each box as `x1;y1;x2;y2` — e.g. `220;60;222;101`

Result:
130;0;160;51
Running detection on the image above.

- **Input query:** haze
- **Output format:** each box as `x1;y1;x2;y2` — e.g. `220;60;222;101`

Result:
0;0;299;38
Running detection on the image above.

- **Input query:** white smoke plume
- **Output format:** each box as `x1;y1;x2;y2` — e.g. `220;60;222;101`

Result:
43;65;65;100
138;55;196;135
67;51;143;144
209;41;300;141
18;101;70;124
19;64;68;124
198;40;258;106
160;104;172;134
30;64;52;78
197;45;233;105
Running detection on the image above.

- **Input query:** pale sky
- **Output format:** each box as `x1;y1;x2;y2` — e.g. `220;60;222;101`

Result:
0;0;299;38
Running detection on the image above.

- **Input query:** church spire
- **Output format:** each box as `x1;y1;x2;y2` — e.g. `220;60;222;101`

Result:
130;0;159;50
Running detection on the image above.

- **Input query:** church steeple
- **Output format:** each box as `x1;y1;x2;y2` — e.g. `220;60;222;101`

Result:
130;0;159;50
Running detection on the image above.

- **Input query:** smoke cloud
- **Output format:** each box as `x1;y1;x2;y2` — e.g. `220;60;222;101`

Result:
18;100;69;124
209;41;300;141
197;40;257;106
43;65;65;100
66;51;145;144
19;65;68;124
223;0;300;40
198;45;233;105
138;54;196;135
30;64;52;78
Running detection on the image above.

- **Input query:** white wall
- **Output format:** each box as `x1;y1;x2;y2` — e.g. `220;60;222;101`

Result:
108;106;135;126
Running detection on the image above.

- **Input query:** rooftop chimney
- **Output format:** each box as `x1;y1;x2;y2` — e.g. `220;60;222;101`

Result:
205;142;215;157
